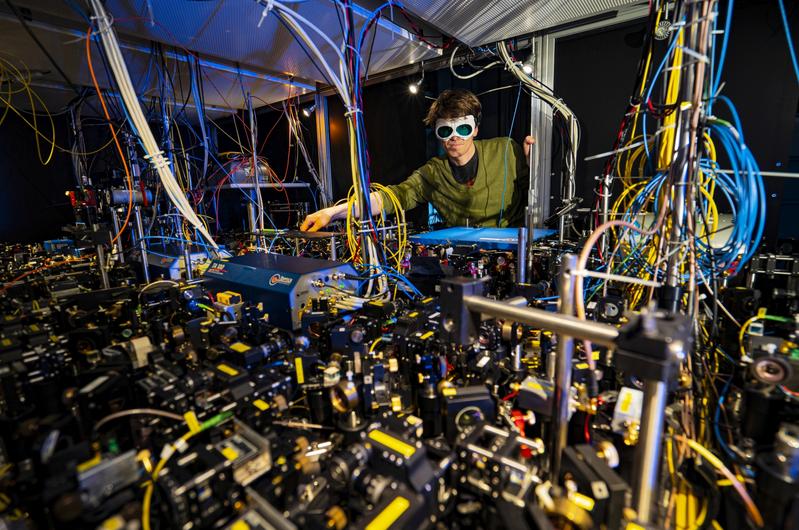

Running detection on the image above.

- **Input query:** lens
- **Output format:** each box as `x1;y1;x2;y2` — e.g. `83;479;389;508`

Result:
454;406;484;433
455;124;473;137
436;126;453;139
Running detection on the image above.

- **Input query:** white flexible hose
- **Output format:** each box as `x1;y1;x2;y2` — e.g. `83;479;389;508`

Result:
89;0;218;250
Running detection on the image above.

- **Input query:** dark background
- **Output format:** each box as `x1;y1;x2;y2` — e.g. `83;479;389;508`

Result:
1;0;798;247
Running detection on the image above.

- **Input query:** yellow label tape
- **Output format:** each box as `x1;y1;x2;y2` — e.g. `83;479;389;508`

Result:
217;363;239;376
365;496;410;530
295;357;305;384
221;446;239;461
230;342;250;353
368;430;415;458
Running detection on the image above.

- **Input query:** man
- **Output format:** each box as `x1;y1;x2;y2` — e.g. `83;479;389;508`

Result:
300;88;535;231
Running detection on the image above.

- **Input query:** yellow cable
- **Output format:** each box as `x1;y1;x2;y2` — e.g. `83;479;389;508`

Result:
658;31;684;169
674;435;764;527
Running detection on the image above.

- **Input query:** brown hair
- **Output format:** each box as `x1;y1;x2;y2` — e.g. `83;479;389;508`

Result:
424;89;481;126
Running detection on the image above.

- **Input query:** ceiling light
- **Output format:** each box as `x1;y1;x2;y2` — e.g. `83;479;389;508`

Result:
301;104;316;118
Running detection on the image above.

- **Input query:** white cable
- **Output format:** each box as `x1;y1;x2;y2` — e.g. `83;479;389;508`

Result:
498;41;580;198
267;2;349;99
449;45;501;80
89;0;218;249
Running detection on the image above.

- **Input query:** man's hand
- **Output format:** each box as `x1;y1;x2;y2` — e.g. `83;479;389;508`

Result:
523;135;536;158
300;209;332;232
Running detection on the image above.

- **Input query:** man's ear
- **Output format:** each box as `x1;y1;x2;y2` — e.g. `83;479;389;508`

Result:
473;126;479;138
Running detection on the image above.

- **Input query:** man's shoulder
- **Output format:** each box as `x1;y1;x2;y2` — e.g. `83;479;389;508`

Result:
476;137;519;157
419;154;449;175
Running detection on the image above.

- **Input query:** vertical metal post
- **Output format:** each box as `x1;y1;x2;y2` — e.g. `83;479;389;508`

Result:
160;100;181;244
559;116;577;243
248;94;266;249
134;206;150;283
527;35;555;226
665;0;702;312
330;235;337;261
126;135;150;283
600;172;612;296
93;223;110;290
665;110;690;291
183;245;193;280
633;380;668;523
96;244;110;289
517;226;528;284
549;253;577;481
68;106;89;189
110;208;125;263
247;195;258;245
512;343;523;373
314;91;333;207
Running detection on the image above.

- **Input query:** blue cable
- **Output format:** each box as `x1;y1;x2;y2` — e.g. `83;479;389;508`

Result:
710;0;735;108
778;0;799;85
499;83;522;226
714;374;736;460
641;25;684;166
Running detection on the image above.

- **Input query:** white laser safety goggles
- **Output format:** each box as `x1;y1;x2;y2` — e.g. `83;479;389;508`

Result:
435;115;477;141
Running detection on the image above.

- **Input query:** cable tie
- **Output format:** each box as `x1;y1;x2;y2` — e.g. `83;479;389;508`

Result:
344;106;363;117
89;13;115;36
678;46;709;64
258;0;276;28
143;151;171;170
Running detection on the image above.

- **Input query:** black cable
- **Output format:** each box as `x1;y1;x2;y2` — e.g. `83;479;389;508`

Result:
363;14;380;78
5;1;83;96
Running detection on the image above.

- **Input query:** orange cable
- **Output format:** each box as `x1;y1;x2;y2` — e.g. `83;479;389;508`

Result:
86;27;133;247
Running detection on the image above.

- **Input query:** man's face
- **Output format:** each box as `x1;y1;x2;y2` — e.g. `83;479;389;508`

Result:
443;128;477;158
435;115;478;160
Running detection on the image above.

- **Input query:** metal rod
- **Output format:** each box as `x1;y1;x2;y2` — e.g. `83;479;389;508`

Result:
134;206;150;283
183;245;193;280
633;380;668;523
599;173;612;282
247;194;258;243
512;343;523;372
461;296;618;348
517;227;528;284
559;116;577;243
93;225;110;290
110;208;125;264
248;94;266;249
314;92;333;206
330;235;337;261
549;254;577;480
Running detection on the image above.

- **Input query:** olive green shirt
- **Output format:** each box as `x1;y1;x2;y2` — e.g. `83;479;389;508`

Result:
382;137;529;227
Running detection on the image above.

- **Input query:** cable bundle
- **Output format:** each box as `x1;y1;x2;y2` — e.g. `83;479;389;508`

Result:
256;0;415;296
88;0;218;250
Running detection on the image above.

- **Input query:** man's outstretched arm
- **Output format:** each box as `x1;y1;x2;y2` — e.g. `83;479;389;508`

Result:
300;192;385;232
